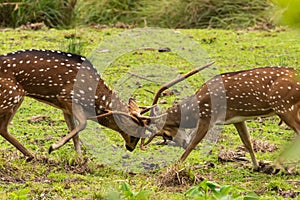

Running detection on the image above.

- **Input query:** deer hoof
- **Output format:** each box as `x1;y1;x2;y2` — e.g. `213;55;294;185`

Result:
25;155;35;162
140;145;147;151
48;146;54;154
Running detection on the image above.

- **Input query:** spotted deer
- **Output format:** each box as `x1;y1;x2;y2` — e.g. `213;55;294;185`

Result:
0;49;155;161
146;66;300;170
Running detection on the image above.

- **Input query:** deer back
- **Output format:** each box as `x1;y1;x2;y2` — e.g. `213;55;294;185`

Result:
157;66;300;137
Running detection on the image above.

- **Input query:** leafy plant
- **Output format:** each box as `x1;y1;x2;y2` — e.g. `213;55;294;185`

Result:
271;0;300;28
138;0;272;29
75;0;140;26
64;37;85;55
185;180;260;200
0;0;77;28
74;0;272;29
9;188;30;200
0;0;274;29
120;182;153;200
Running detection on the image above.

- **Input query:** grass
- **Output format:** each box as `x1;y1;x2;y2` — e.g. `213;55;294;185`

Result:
0;0;77;28
1;0;272;29
0;26;300;199
137;0;272;29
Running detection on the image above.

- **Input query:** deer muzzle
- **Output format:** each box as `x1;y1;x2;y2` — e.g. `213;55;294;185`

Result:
125;136;140;152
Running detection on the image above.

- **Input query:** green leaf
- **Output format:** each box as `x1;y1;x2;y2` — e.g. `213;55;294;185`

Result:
219;185;232;195
244;192;260;200
185;186;205;197
134;190;153;200
206;181;220;190
272;0;300;28
120;182;133;197
106;191;122;200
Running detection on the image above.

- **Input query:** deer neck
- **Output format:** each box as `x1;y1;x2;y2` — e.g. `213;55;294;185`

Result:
94;80;128;113
92;80;129;132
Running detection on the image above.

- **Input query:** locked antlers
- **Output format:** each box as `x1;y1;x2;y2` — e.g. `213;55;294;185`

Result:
142;61;215;147
88;61;214;144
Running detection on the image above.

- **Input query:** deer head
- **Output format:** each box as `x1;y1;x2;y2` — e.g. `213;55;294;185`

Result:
141;62;215;148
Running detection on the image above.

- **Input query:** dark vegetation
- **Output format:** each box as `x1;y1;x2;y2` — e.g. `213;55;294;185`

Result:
1;0;273;29
0;0;77;28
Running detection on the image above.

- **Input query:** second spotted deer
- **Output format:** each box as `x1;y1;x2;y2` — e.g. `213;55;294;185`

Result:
147;66;300;170
0;49;152;160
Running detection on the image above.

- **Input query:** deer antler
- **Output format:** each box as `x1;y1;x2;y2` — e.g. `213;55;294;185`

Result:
151;61;215;106
88;108;167;126
140;105;157;115
88;110;141;124
91;62;215;148
141;61;215;148
143;132;163;146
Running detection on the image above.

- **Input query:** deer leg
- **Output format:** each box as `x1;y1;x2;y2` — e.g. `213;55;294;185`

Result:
275;108;300;168
0;112;34;160
234;122;259;170
49;104;87;154
0;97;34;160
63;113;82;156
180;122;210;162
140;138;147;150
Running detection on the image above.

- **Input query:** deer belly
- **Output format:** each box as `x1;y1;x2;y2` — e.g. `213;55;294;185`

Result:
224;112;275;124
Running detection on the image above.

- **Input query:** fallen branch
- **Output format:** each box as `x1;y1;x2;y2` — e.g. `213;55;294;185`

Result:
127;72;160;84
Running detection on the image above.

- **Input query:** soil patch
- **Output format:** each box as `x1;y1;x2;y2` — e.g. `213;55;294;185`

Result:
157;165;203;188
218;149;248;163
238;139;278;153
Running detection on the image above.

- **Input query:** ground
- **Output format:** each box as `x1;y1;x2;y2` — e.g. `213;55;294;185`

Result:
0;26;299;199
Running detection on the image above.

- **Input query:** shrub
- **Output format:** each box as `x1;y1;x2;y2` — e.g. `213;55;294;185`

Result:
271;0;300;28
0;0;77;28
75;0;141;26
0;0;274;29
138;0;273;29
74;0;272;29
0;0;19;27
185;180;260;199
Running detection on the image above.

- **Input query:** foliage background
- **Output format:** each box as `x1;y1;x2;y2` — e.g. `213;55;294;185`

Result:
0;0;274;29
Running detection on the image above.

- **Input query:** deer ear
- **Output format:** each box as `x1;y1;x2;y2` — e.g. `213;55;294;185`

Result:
128;98;140;113
127;98;144;126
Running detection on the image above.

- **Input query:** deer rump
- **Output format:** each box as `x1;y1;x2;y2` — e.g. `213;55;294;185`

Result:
204;66;300;124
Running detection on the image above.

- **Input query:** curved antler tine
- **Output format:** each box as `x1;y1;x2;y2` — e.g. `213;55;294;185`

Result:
140;125;158;150
152;61;215;106
143;132;163;146
140;104;157;115
141;63;215;148
131;112;146;126
111;111;142;125
88;111;142;126
139;113;167;121
88;111;113;119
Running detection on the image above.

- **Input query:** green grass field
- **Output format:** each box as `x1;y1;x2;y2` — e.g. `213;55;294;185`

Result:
0;27;299;199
